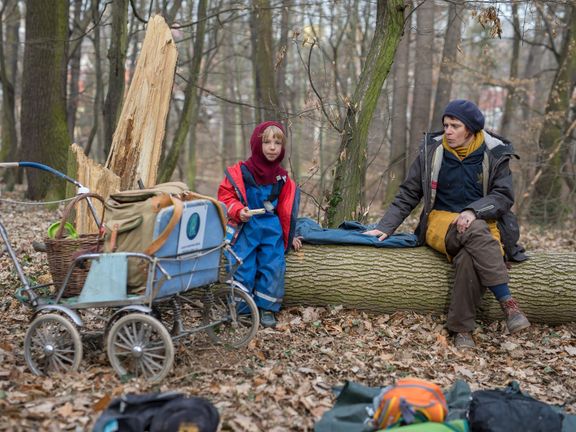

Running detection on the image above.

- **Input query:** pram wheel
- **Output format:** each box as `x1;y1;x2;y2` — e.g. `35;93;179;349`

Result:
203;282;259;348
24;313;83;376
106;313;174;382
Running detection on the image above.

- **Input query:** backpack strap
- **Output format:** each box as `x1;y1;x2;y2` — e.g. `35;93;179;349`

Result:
144;195;183;255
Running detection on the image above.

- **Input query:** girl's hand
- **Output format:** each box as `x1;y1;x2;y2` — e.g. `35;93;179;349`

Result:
292;236;303;251
239;207;252;223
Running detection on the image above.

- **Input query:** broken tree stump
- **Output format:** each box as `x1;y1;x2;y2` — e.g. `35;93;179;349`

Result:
105;15;178;190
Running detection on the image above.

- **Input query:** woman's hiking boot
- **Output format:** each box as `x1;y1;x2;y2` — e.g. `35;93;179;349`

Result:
259;309;277;328
454;332;475;349
499;296;530;333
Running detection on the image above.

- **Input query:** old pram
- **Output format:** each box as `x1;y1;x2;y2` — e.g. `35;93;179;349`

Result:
0;162;259;382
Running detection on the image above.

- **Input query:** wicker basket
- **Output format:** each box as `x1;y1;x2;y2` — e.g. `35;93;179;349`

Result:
45;193;105;297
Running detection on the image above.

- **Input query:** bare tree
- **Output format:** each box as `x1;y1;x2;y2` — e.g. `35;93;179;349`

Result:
158;0;207;186
20;0;71;199
0;1;20;189
529;4;576;224
431;0;464;130
103;0;128;157
326;0;405;227
250;0;280;123
499;1;520;137
384;11;411;206
407;0;434;167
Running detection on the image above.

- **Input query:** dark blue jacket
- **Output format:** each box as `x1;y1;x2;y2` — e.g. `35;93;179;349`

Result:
375;131;527;262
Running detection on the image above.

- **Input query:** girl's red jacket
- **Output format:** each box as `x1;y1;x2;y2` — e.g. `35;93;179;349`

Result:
217;162;299;250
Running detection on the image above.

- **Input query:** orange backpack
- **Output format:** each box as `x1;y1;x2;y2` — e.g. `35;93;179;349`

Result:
371;378;448;429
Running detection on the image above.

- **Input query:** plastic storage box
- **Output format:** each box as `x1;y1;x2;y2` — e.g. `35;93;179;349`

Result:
152;199;225;298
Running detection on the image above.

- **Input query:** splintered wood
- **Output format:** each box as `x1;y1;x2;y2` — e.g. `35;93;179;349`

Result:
105;15;178;190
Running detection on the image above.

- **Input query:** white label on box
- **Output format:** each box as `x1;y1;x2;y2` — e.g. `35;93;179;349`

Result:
177;204;208;254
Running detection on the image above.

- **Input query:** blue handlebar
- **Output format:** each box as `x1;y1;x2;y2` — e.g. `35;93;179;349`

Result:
1;161;83;188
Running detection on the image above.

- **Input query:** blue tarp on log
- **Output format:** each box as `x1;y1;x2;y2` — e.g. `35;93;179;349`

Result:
295;217;418;248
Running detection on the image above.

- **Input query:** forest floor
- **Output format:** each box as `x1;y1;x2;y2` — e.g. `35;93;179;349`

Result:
0;192;575;431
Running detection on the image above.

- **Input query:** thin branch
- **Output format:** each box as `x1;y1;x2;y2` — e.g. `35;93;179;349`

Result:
298;40;342;133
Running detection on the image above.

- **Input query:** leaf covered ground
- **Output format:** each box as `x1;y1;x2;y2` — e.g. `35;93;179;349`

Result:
1;195;575;431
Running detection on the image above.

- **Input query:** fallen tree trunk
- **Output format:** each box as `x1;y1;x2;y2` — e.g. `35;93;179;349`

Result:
285;245;576;324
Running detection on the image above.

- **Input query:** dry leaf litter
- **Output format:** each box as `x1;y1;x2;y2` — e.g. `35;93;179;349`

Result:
1;194;575;431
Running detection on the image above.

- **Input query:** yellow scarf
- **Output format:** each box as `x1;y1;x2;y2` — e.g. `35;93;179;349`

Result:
442;131;484;160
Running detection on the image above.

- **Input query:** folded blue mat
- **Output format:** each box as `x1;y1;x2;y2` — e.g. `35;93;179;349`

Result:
295;217;418;248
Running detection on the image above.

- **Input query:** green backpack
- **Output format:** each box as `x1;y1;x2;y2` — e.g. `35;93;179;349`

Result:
385;419;468;431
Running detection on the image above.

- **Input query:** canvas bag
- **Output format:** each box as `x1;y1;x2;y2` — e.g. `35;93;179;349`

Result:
104;182;188;288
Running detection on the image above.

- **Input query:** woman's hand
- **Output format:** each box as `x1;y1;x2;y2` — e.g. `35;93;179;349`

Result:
292;236;303;251
455;210;476;234
239;207;252;223
363;229;388;241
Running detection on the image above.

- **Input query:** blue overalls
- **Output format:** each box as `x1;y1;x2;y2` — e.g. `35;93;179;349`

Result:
232;166;285;312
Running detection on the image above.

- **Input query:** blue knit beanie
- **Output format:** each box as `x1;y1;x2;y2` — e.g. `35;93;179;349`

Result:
442;99;485;133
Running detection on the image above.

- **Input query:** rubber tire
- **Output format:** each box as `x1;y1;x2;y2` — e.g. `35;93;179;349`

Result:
203;283;259;348
106;313;174;383
24;313;83;375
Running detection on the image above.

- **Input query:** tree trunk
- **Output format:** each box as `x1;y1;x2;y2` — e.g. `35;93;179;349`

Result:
275;0;290;120
105;15;178;190
158;0;207;185
529;5;576;224
430;0;463;130
499;2;520;138
326;0;405;227
103;0;128;157
20;0;70;200
250;0;280;123
67;0;91;143
407;0;434;166
0;2;19;190
85;0;104;159
285;245;576;324
385;14;410;207
220;22;238;175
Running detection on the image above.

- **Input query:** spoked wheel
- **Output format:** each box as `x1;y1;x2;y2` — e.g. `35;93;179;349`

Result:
203;282;259;348
106;313;174;382
24;313;83;375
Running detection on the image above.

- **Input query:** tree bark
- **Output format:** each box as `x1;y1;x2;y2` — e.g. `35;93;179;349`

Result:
430;0;463;130
250;0;280;123
103;0;129;157
407;0;434;166
105;15;178;190
67;0;92;143
385;12;410;207
0;1;19;190
326;0;405;227
20;0;70;200
529;5;576;224
499;2;520;138
158;0;207;186
285;245;576;324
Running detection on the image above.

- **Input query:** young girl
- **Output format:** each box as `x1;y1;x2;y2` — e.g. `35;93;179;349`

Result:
218;121;301;328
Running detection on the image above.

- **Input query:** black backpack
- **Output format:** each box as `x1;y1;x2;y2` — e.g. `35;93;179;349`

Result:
468;383;563;432
92;391;220;432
